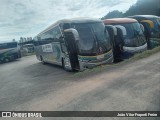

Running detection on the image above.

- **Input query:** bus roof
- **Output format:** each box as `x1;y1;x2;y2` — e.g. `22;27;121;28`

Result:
37;18;102;36
0;41;17;44
129;15;159;20
103;18;137;24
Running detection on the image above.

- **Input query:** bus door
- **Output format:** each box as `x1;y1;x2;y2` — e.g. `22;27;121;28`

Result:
64;29;80;71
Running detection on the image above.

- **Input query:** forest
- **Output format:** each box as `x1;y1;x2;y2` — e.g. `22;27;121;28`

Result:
101;0;160;19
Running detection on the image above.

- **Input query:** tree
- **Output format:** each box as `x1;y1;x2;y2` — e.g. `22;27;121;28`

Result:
124;0;160;16
102;0;160;19
101;10;124;19
12;39;16;42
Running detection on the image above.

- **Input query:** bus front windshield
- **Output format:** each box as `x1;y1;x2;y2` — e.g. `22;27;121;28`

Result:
0;42;17;50
120;22;146;47
72;22;111;55
153;19;160;31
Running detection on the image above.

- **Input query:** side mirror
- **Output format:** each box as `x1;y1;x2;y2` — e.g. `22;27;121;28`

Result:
105;25;117;47
114;25;127;47
140;24;145;32
64;28;80;41
105;25;117;36
63;28;80;54
115;25;127;36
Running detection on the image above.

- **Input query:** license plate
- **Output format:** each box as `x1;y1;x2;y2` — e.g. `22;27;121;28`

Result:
97;54;104;59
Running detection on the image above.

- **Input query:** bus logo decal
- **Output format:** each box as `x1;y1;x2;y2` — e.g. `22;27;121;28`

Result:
42;44;53;53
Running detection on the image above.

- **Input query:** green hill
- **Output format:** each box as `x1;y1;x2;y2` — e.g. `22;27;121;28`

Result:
102;0;160;19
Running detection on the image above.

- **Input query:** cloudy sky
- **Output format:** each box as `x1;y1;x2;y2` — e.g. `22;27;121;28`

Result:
0;0;137;42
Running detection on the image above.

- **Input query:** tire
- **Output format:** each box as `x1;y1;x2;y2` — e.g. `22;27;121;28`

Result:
40;56;45;64
3;57;10;63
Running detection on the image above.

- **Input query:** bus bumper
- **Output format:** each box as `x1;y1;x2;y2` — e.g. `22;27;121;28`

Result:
79;53;113;71
123;43;147;53
122;43;147;59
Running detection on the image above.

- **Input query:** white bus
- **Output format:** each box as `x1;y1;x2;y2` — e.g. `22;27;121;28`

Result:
34;18;113;71
0;41;21;63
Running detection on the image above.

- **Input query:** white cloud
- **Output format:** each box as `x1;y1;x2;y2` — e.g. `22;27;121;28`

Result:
0;0;137;41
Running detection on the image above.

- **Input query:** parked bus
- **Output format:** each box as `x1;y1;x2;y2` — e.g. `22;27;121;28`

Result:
103;18;147;60
34;18;113;71
129;15;160;38
129;15;160;48
0;41;21;63
21;44;34;53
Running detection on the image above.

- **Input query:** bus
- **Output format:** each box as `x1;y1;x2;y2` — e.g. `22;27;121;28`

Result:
21;44;34;53
103;18;147;60
33;18;113;71
0;41;21;63
129;15;160;38
129;15;160;48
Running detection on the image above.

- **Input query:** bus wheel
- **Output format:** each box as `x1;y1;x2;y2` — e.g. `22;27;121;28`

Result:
3;58;10;63
40;56;45;64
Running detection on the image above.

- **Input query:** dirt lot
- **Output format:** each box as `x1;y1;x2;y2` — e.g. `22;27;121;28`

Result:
0;52;159;120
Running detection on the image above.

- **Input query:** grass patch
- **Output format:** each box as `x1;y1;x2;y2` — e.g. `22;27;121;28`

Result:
74;65;108;77
130;46;160;61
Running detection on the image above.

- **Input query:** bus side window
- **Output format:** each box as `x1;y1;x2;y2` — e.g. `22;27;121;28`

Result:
51;26;61;42
42;30;55;44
